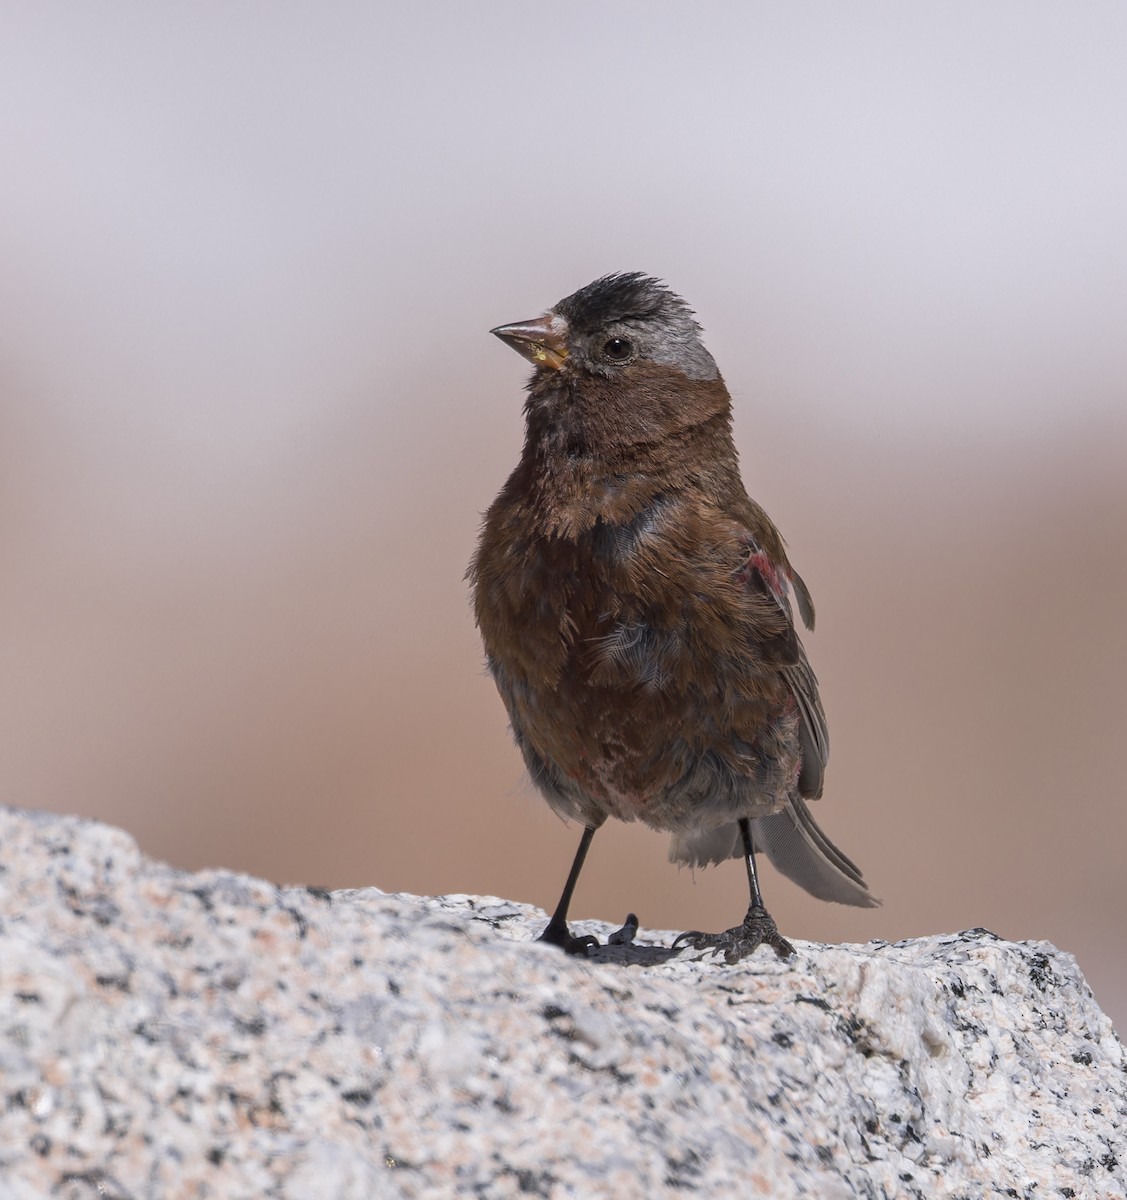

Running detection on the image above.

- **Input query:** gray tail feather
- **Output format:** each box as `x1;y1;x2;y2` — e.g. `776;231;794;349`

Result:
754;797;881;907
669;796;881;909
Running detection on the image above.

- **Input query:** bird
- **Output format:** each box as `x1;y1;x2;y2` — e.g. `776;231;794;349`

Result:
468;272;879;963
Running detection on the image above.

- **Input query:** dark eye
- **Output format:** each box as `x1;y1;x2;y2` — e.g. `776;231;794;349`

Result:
602;337;634;363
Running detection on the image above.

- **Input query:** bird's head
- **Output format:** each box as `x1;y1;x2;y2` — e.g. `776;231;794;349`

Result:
490;272;719;385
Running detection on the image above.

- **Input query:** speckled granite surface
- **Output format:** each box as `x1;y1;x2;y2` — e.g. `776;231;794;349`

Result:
0;807;1123;1199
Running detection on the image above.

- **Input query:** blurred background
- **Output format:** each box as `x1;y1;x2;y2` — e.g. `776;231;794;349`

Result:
1;4;1124;1029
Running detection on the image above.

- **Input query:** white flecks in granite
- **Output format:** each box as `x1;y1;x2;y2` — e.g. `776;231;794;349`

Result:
0;807;1124;1199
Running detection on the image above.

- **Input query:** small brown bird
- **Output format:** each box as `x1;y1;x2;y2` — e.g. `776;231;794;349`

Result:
469;273;879;962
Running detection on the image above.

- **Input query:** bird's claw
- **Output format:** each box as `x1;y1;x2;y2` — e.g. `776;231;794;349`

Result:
539;912;639;956
672;906;795;963
606;912;639;945
538;923;598;955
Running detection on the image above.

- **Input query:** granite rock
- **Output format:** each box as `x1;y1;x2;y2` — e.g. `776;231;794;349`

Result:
0;806;1123;1199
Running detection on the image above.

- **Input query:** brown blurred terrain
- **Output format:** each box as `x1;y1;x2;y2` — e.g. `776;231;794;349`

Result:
1;5;1124;1029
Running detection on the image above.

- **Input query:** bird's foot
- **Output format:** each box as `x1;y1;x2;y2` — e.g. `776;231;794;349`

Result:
539;912;639;956
672;905;795;964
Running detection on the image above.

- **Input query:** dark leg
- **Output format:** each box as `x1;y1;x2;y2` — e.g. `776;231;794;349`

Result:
672;818;795;963
539;825;638;955
736;817;795;960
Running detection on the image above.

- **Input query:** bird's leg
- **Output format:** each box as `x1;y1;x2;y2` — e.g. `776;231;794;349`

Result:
735;817;795;959
539;826;597;954
673;818;795;963
539;825;638;955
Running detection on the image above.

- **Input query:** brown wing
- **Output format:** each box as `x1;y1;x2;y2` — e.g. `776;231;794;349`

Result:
732;527;880;907
731;527;827;797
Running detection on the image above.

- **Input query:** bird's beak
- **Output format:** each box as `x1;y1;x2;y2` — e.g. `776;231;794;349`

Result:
490;314;569;370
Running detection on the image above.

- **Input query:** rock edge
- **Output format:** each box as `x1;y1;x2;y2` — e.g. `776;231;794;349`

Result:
0;806;1124;1199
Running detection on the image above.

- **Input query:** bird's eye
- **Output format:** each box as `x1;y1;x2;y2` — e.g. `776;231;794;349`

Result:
602;337;634;363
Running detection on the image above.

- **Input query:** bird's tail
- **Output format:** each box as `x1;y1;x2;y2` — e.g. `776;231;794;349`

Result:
668;796;881;908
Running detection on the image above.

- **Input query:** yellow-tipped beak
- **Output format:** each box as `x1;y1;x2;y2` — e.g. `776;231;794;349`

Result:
490;314;569;370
